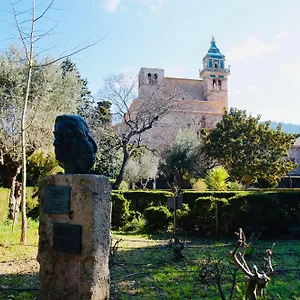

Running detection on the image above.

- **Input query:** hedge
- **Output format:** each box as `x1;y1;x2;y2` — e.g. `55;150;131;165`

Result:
111;192;130;229
180;190;243;210
118;190;174;213
179;191;300;237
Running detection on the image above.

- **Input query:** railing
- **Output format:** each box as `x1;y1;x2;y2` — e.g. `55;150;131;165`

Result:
199;67;230;76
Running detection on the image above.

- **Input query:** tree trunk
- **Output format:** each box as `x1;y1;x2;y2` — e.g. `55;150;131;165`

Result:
113;145;130;190
8;166;21;223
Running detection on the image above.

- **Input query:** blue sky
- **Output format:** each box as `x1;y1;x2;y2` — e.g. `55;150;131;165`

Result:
1;0;300;124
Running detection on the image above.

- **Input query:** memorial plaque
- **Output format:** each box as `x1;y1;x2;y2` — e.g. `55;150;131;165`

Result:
44;185;71;214
53;223;82;255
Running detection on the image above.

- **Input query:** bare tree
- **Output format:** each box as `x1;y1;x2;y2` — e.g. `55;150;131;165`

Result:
97;73;179;189
231;228;274;300
6;0;100;243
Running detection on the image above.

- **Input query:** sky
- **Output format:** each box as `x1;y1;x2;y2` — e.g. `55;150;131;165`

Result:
1;0;300;124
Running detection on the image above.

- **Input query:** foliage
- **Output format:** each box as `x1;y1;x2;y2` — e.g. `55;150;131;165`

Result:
0;188;10;223
227;181;243;191
191;178;207;191
176;203;194;231
159;130;208;195
0;47;82;188
143;206;172;232
26;186;39;219
204;108;298;187
179;191;300;236
181;190;239;210
92;128;123;178
111;192;130;229
125;151;159;189
122;211;146;232
61;58;94;118
26;151;62;186
121;190;173;213
205;166;229;191
125;159;140;188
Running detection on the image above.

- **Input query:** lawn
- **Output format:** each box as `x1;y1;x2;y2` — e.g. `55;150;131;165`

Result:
0;220;300;299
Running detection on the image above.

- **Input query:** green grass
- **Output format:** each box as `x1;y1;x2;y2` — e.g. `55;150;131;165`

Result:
0;221;300;299
0;188;10;223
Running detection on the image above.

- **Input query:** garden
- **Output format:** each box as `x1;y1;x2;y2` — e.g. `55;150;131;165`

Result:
1;188;300;299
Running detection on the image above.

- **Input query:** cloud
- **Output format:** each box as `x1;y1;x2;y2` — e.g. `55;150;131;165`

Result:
102;0;163;14
226;34;286;61
105;0;121;12
138;0;163;12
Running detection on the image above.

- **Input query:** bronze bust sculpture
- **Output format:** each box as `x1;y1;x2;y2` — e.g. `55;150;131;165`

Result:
53;115;97;174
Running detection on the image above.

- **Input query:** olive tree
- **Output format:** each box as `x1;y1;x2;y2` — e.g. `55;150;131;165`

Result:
0;48;82;236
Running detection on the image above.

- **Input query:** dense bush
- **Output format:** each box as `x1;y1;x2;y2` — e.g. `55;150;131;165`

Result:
144;206;172;232
26;152;62;186
122;190;173;213
26;186;39;219
176;203;193;231
111;192;130;229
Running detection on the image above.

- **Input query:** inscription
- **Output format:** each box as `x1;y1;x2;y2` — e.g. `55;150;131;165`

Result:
44;186;71;214
53;223;82;255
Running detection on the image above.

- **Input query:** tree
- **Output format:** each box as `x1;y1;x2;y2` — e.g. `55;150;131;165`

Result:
61;58;94;118
97;73;178;189
87;100;122;178
204;108;298;187
0;47;82;240
205;166;229;191
124;151;159;189
6;0;98;243
159;130;208;195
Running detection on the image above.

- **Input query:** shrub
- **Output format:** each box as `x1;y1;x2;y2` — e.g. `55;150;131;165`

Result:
205;166;229;191
176;203;194;231
27;152;62;185
111;192;130;229
122;190;173;213
122;210;146;232
144;206;172;232
26;186;39;219
192;178;207;191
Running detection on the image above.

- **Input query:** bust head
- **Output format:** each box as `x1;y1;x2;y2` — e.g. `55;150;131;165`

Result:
53;114;97;174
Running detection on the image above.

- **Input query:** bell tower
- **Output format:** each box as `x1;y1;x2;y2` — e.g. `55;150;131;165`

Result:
200;37;230;109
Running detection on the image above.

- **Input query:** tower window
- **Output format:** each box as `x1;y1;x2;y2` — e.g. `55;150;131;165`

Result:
218;80;222;90
213;79;216;89
147;73;152;84
154;73;158;83
214;62;219;68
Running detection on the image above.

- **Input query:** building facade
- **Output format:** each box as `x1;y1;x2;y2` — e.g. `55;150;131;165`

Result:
136;37;230;151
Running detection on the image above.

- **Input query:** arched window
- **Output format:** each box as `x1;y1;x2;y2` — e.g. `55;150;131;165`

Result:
154;73;158;83
218;80;222;90
213;79;216;89
147;73;152;84
214;62;219;68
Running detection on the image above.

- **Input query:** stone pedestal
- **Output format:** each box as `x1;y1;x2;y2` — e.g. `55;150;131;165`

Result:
38;175;111;300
